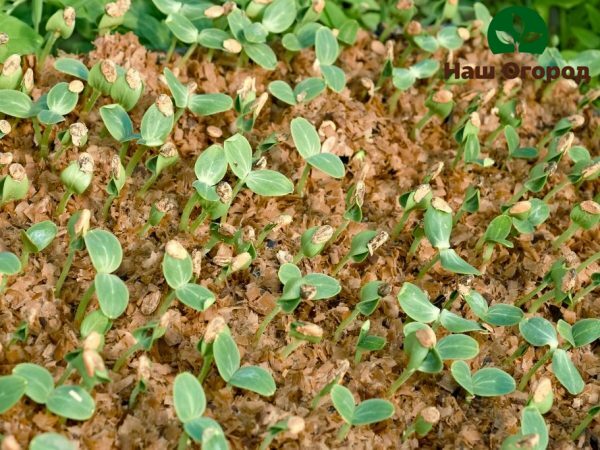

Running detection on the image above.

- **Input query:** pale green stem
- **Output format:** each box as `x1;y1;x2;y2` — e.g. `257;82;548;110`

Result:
113;342;143;372
138;174;158;197
280;339;305;358
156;290;177;317
83;89;101;114
528;291;554;313
177;43;198;69
55;190;73;216
553;223;579;249
189;210;209;234
254;305;282;343
74;283;96;325
118;142;130;164
331;253;351;276
180;194;199;231
102;194;116;220
507;185;528;206
333;308;360;342
543;179;570;202
391;210;410;240
417;253;440;279
296;164;311;197
37;32;59;72
518;348;553;391
197;354;214;383
55;248;75;298
387;368;415;397
125;145;148;177
569;282;599;309
336;423;352;442
571;407;600;440
515;282;547;307
39;124;53;159
56;364;73;386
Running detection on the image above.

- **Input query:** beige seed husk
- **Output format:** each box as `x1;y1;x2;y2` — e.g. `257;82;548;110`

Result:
318;120;337;137
82;352;97;377
223;39;242;54
517;434;540;448
231;252;252;272
396;0;413;9
296;323;323;338
125;68;142;90
582;162;600;179
219;223;237;238
70;122;88;146
74;209;91;235
276;250;293;264
361;77;375;97
137;355;151;380
420;406;440;424
78;153;94;173
406;20;422;36
63;7;76;27
216;181;233;203
205;5;225;18
367;230;389;255
295;91;307;103
110;155;122;179
254;156;267;169
156;94;174;116
470;111;481;128
567;114;584;129
509;201;532;215
311;225;334;244
415;328;436;348
457;27;470;40
166;240;188;259
0;120;11;135
0;152;13;165
101;60;117;83
1;435;20;450
457;284;470;297
557;132;574;154
287;416;305;435
22;68;34;92
312;0;325;13
159;310;176;329
533;377;552;403
0;33;8;46
156;197;174;214
275;214;293;227
433;89;453;104
213;255;232;267
68;79;84;93
83;331;102;351
8;163;26;181
204;316;227;343
2;54;20;77
431;197;452;213
191;249;202;276
385;41;394;61
414;184;431;203
321;136;337;154
253;92;269;117
159;142;178;158
370;40;386;55
426;162;444;181
353;180;366;207
300;284;317;301
561;269;577;293
581;200;600;215
238;77;256;99
207;125;223;138
378;283;392;297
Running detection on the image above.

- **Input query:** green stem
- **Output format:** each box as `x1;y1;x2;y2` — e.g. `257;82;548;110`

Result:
177;432;188;450
52;143;71;162
189;210;209;234
37;32;59;72
388;90;402;115
102;194;116;220
56;364;73;386
296;164;311;197
138;174;158;197
220;179;244;224
180;194;199;231
452;208;465;226
156;290;177;317
83;89;102;114
354;349;364;364
0;276;7;294
327;219;350;247
569;282;599;309
138;222;152;237
515;282;547;307
125;145;148;178
280;339;305;358
165;36;177;63
417;253;440;279
331;253;351;276
543;179;570;202
174;107;185;123
74;283;96;325
407;233;423;259
528;291;554;313
39;124;53;159
118;141;130;164
333;308;360;342
571;407;600;440
336;423;352;442
391;210;410;239
507;185;528;206
55;247;75;298
32;119;42;148
503;343;529;368
291;252;304;265
197;354;214;383
576;251;600;274
553;223;579;249
55;190;73;216
113;342;143;372
177;43;198;69
254;305;282;343
387;368;415;397
484;125;503;146
19;249;30;271
481;243;495;264
518;349;553;391
413;110;435;139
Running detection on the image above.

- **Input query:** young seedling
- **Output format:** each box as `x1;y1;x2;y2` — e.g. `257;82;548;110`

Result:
504;125;538;163
19;220;58;269
56;153;94;216
543;146;599;202
451;361;516;400
0;163;29;207
113;316;170;372
36;80;84;158
268;77;326;106
162;68;233;122
571;405;600;441
354;320;386;364
60;332;110;391
292;224;334;264
173;372;228;450
259;416;305;450
391;183;432;239
37;8;76;72
485;99;521;146
452;185;480;225
99;104;139;164
569;273;600;309
413;25;466;55
84;59;118;113
418;198;480;279
213;252;253;285
234;77;269;133
156;240;216;316
290;117;345;197
334;281;390;342
517;317;599;394
73;228;129;325
311;359;350;410
254;263;341;343
332;229;389;276
98;0;133;35
553;200;600;248
412;89;455;141
126;95;175;177
330;384;394;442
452;112;493;168
280;321;324;358
129;355;150;409
402;407;440;442
138;142;179;196
314;27;347;93
139;199;175;237
459;287;524;328
537;114;584;152
102;156;126;220
53;122;89;162
0;55;23;90
387;322;479;396
55;210;89;298
388;59;439;114
327;179;366;247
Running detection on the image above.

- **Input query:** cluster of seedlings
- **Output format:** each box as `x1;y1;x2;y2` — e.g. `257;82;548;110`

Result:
0;0;599;448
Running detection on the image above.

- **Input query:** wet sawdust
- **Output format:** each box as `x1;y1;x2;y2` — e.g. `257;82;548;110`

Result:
0;28;599;450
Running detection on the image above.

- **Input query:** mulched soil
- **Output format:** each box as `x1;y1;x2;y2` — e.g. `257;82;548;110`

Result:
0;28;598;450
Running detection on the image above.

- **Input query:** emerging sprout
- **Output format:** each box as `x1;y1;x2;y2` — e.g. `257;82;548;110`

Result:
553;200;600;248
139;198;175;237
259;416;305;450
292;224;334;263
139;142;180;196
0;163;29;207
332;230;388;275
354;320;386;363
0;251;21;293
330;384;394;441
280;321;324;357
450;361;516;399
0;54;22;90
102;155;126;220
37;8;76;71
56;153;94;216
402;406;441;441
19;220;58;269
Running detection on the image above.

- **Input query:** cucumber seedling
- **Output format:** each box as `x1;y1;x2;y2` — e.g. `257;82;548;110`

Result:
332;229;389;275
56;153;94;216
354;320;386;363
0;163;29;207
280;321;324;358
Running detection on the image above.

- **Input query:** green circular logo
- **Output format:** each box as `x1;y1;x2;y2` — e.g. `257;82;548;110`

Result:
488;6;548;55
